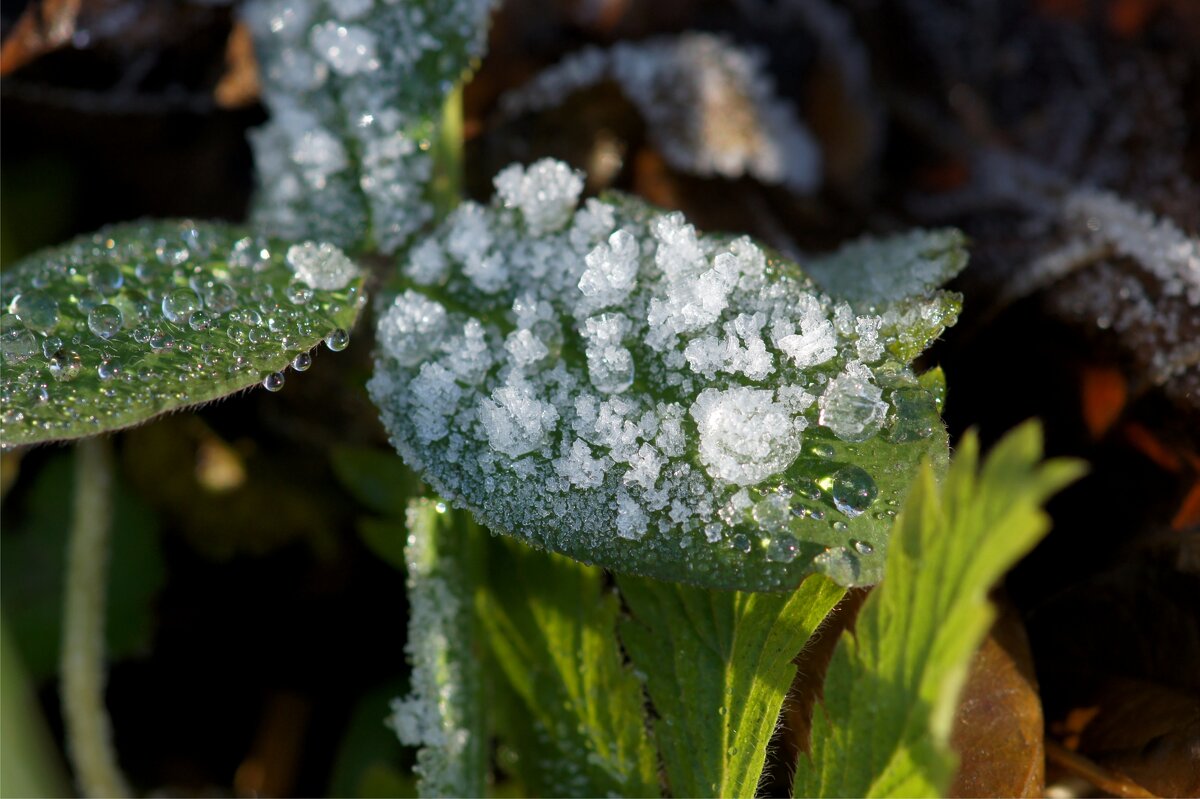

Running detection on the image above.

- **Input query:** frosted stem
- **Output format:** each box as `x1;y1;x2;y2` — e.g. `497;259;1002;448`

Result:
61;436;130;799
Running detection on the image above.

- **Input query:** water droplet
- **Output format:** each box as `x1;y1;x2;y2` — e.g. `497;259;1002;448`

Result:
97;357;122;381
87;304;123;339
435;501;447;513
324;328;350;351
155;239;189;266
189;310;213;331
262;372;286;392
889;387;939;443
831;520;848;531
809;442;835;458
201;281;238;313
48;350;82;382
830;465;878;517
41;336;63;359
77;290;104;312
853;539;874;555
87;263;124;294
1;314;38;362
162;289;201;324
765;535;800;563
149;331;175;351
285;280;314;305
291;352;313;371
11;290;59;332
730;533;752;553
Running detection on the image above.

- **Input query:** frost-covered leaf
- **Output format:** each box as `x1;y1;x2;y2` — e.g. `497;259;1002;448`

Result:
617;573;844;798
0;221;365;448
501;33;821;193
478;536;659;798
793;423;1085;797
387;499;486;798
369;159;963;590
804;229;966;362
243;0;495;253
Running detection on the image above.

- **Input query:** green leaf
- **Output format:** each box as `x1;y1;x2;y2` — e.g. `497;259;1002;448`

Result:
356;517;409;572
793;423;1086;797
388;499;487;798
332;446;422;517
370;161;963;590
617;574;844;798
1;220;366;448
242;0;495;253
328;679;414;798
478;536;659;798
0;452;165;680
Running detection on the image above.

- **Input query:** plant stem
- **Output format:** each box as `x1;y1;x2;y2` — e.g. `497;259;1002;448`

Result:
430;84;465;221
61;436;130;798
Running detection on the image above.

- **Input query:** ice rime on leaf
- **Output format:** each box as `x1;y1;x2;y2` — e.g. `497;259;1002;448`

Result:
369;160;965;590
388;500;484;798
243;0;496;253
500;33;822;193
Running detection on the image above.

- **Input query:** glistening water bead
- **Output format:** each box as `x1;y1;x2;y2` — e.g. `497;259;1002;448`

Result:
87;304;124;340
11;291;60;333
162;289;201;324
263;372;286;392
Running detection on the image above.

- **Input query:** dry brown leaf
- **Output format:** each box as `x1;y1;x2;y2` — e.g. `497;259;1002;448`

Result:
1075;678;1200;798
0;0;81;76
949;595;1045;798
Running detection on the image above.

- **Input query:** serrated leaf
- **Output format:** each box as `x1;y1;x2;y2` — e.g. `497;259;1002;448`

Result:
0;220;366;448
387;499;486;798
793;423;1086;797
478;536;659;798
369;160;962;590
0;452;165;680
616;574;844;798
243;0;495;253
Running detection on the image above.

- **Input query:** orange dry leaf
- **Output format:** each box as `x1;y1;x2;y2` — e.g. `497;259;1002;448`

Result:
0;0;82;76
1081;365;1127;439
214;21;261;109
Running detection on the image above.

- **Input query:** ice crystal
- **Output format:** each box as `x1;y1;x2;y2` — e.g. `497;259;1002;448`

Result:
369;160;964;589
243;0;496;253
500;33;821;192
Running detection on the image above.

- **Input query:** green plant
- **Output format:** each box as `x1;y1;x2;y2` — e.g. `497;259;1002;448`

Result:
0;2;1086;798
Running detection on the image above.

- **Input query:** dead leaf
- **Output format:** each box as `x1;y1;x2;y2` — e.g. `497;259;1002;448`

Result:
0;0;81;76
1075;678;1200;798
214;20;260;109
949;594;1044;798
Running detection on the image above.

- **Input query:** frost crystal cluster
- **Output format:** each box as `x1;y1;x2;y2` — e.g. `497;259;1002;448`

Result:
500;33;822;193
369;160;963;589
243;0;496;253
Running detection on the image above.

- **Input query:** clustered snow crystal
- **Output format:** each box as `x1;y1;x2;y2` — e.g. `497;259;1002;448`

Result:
369;159;957;574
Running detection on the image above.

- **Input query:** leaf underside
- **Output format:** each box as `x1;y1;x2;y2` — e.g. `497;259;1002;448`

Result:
1;220;365;448
793;423;1086;797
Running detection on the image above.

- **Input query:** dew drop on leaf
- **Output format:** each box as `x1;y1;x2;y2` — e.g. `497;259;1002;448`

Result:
830;464;878;517
11;290;60;333
291;352;313;372
162;289;201;324
87;304;124;340
324;328;349;351
262;372;286;392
